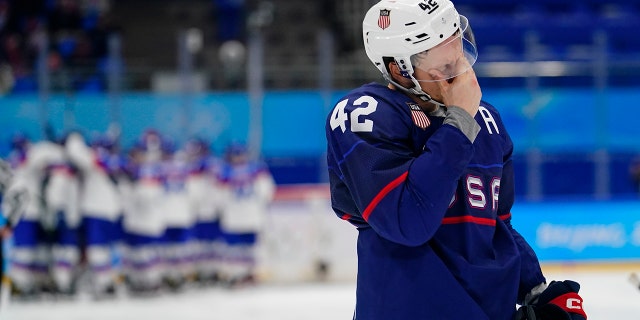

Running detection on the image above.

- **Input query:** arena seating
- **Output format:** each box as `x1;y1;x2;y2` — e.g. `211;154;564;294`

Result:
2;0;640;91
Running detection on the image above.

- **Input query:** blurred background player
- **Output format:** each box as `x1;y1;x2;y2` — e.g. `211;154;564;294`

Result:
121;130;170;294
218;143;274;287
5;133;69;297
65;132;123;298
157;146;196;291
0;158;29;309
184;138;225;285
42;133;81;297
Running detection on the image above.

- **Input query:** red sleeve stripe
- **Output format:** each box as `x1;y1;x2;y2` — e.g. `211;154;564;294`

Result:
362;171;408;221
499;212;512;220
341;213;352;220
442;215;497;226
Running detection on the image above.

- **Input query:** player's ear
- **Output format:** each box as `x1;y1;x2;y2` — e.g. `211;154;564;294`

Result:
388;61;413;88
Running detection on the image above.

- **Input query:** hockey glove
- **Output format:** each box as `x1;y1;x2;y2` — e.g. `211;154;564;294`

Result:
516;280;587;320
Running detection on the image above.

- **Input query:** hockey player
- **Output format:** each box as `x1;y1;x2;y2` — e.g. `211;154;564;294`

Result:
121;130;170;293
0;158;29;312
65;132;122;298
158;148;197;290
325;1;587;319
43;134;81;296
218;143;275;287
184;139;224;285
7;135;69;296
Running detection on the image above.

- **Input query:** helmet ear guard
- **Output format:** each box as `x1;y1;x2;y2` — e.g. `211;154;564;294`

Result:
381;56;413;79
397;59;414;79
382;62;443;105
379;55;443;105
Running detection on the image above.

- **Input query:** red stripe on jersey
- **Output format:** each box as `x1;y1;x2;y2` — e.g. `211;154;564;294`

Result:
341;213;352;220
442;215;497;226
362;172;408;221
499;212;512;220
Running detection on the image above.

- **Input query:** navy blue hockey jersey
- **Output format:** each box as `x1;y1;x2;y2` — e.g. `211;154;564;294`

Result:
326;83;546;320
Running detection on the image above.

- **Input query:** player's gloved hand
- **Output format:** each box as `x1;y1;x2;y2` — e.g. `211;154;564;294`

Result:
515;280;587;320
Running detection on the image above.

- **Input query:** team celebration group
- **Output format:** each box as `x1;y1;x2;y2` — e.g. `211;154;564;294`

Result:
1;129;275;299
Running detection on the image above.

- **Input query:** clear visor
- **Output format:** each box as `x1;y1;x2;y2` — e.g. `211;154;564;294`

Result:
410;15;478;82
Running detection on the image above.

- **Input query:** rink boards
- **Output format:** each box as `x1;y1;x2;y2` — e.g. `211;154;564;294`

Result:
260;184;640;282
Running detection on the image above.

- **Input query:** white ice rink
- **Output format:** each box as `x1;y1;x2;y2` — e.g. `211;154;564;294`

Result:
3;269;640;320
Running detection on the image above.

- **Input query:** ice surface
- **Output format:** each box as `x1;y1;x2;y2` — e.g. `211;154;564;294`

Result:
2;282;355;320
3;270;639;320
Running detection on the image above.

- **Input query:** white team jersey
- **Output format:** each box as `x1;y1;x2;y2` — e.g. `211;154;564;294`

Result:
66;133;122;221
123;160;165;236
44;162;81;228
161;191;192;228
124;179;166;236
186;172;224;222
117;176;135;224
13;141;66;221
160;157;196;228
220;171;275;233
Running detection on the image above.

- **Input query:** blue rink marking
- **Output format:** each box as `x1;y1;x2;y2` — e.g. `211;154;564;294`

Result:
511;199;640;262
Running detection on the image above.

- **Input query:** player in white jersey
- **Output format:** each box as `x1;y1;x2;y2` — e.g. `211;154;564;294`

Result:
184;139;224;284
7;137;67;296
65;132;123;298
158;149;197;290
121;130;170;293
42;135;81;296
0;158;29;309
217;144;275;287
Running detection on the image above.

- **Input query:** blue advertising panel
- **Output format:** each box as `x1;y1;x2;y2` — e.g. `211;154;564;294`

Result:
2;88;640;155
512;200;640;262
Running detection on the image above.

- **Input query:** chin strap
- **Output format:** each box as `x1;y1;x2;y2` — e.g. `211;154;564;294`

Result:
384;74;446;107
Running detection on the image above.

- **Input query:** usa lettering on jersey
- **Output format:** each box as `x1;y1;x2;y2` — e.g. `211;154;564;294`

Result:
449;175;500;211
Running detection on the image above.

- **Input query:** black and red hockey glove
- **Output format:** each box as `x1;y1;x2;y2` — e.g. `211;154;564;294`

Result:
516;280;587;320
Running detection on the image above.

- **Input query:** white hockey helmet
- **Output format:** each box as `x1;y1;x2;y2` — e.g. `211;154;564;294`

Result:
363;0;478;86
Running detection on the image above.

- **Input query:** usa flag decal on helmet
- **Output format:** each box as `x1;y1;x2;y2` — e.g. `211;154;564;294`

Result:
407;102;430;129
378;9;391;29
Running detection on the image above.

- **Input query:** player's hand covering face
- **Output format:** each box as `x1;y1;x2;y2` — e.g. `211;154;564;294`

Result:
411;15;478;82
